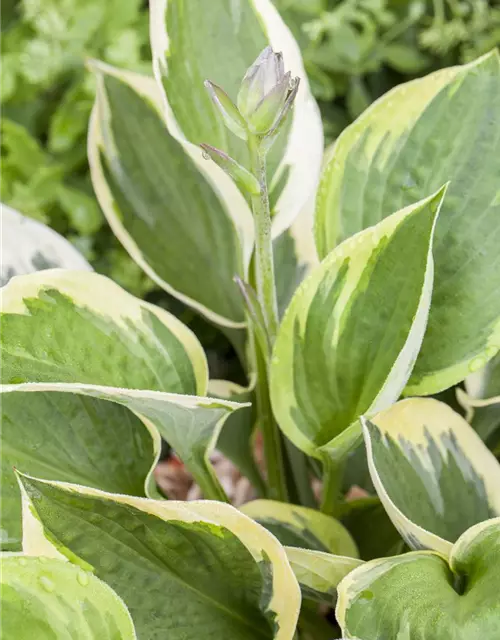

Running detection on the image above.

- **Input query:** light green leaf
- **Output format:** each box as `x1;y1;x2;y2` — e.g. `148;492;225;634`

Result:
271;189;444;461
0;205;91;286
19;475;301;640
285;547;363;605
0;555;137;639
316;51;500;394
363;398;500;556
241;500;358;556
150;0;323;240
1;389;159;552
337;518;500;640
88;62;247;328
0;270;246;498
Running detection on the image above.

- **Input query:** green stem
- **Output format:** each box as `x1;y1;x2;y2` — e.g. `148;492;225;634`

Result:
320;455;343;516
194;462;230;503
248;134;280;342
247;133;287;502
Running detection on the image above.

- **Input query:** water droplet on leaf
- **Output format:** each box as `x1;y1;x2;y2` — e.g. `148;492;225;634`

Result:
39;576;55;593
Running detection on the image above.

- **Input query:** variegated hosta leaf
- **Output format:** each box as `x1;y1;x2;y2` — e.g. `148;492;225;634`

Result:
19;474;301;640
88;62;246;328
270;189;445;461
241;500;358;557
0;270;247;499
0;205;91;286
150;0;323;240
316;51;500;395
337;518;500;640
1;390;159;552
363;398;500;557
285;547;363;605
0;555;136;639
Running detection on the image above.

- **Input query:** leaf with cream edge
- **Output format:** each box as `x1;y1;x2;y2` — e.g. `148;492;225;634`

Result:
285;547;363;605
0;204;91;286
0;555;137;640
241;500;358;557
270;188;445;464
362;398;500;557
336;518;500;640
1;389;159;552
315;51;500;395
88;61;247;328
0;270;248;500
149;0;323;241
18;474;301;640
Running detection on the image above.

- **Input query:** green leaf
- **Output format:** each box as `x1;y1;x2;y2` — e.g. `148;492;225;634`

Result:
56;185;103;235
241;500;358;556
150;0;323;240
337;518;500;640
363;398;500;556
0;270;245;498
19;475;301;640
88;62;247;328
0;555;136;639
0;205;92;286
339;498;403;561
1;389;159;552
271;189;445;461
285;547;363;605
316;51;500;394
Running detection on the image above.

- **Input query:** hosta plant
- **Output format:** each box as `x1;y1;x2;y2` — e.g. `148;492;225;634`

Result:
1;1;500;638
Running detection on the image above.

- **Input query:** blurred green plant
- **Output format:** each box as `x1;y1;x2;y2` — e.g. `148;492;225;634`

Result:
1;0;154;296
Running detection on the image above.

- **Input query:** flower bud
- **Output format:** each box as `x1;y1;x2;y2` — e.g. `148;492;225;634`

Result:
200;144;260;195
237;47;299;135
204;80;248;140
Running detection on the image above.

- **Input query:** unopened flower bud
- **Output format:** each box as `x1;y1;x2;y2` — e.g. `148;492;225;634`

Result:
204;80;248;140
200;144;260;195
237;47;299;135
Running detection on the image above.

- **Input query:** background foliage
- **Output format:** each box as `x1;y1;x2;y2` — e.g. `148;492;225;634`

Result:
2;0;500;374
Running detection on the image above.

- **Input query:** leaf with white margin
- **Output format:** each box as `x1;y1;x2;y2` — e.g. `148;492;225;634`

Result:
150;0;323;240
316;51;500;395
285;547;363;605
0;555;137;639
270;188;445;461
242;500;358;557
0;270;246;498
88;62;246;328
337;518;500;640
19;474;301;640
363;398;500;557
1;389;159;552
0;204;91;286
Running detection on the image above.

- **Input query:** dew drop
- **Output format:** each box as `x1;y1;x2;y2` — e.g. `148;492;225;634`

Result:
18;557;28;567
202;150;210;160
77;571;90;587
39;576;55;593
